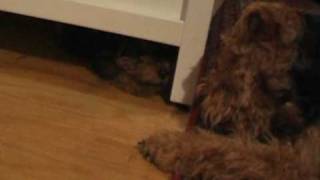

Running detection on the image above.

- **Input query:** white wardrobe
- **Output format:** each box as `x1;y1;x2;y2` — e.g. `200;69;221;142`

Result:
0;0;224;105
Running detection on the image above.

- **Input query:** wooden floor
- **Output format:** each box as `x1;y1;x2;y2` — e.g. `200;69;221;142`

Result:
0;13;186;180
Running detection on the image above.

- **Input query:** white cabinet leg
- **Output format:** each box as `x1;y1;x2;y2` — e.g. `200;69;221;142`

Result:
170;0;224;105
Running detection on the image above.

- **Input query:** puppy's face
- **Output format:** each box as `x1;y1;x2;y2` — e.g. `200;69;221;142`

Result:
116;56;171;85
241;3;306;136
234;2;303;45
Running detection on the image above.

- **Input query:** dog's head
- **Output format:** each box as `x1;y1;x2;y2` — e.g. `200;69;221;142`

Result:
116;56;172;85
202;2;309;138
227;2;304;46
239;2;307;137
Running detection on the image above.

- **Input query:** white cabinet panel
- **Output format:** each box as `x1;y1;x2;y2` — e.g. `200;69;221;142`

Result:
72;0;184;21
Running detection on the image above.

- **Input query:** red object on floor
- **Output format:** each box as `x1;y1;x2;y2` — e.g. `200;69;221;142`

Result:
186;106;201;131
171;172;182;180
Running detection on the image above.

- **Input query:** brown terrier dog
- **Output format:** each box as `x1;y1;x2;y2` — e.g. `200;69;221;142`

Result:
199;1;304;138
138;2;320;179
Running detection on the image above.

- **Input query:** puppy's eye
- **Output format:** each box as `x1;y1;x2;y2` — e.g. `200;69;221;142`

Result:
159;69;168;79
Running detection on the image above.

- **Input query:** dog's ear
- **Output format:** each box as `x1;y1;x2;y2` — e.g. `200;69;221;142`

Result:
279;11;304;45
247;11;265;35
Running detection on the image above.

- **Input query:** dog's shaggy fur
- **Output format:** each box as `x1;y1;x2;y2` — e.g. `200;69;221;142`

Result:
198;1;305;138
138;128;320;180
138;2;320;180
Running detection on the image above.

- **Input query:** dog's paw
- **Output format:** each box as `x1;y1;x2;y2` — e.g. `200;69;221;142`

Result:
137;132;183;172
137;140;156;164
